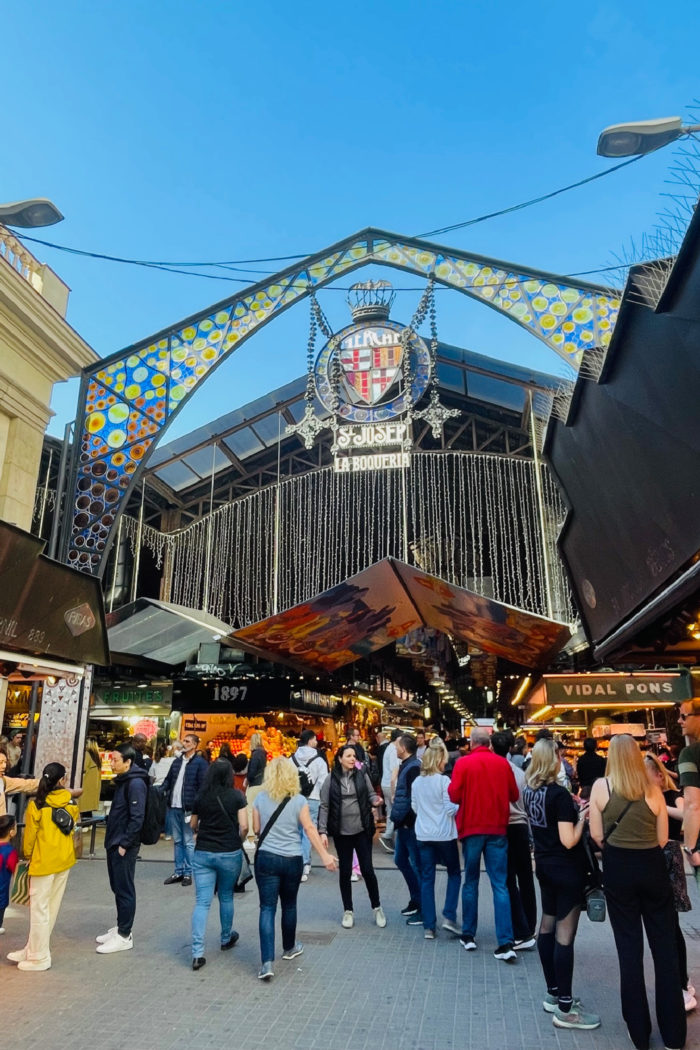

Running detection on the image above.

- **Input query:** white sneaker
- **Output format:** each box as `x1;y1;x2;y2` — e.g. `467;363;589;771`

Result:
301;863;310;883
341;910;354;928
0;927;5;935
96;926;117;944
17;958;51;972
351;872;360;882
96;932;133;954
374;906;387;928
683;988;697;1011
7;949;27;963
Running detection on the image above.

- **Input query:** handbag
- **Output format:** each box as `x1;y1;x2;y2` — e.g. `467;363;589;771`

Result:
585;795;635;922
215;796;253;888
10;859;30;907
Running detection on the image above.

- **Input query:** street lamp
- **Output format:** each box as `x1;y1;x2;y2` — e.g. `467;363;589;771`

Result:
0;198;64;228
597;116;700;158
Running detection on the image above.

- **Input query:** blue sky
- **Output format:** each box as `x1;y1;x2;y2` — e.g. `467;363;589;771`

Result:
5;1;700;441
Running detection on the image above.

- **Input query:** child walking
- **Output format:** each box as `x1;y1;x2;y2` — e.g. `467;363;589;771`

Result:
0;814;19;933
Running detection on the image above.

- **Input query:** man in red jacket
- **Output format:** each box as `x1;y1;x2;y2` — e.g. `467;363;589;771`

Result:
448;728;519;962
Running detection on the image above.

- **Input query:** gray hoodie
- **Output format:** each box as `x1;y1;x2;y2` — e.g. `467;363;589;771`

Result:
292;745;328;801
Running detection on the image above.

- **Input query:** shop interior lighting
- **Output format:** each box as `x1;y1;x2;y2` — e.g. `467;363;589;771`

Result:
511;675;533;706
550;701;675;711
531;705;553;722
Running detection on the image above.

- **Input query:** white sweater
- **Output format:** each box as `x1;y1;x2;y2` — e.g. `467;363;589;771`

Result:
411;774;459;842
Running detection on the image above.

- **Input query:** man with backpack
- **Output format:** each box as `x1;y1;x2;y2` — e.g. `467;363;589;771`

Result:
162;733;208;887
96;743;149;955
292;731;328;882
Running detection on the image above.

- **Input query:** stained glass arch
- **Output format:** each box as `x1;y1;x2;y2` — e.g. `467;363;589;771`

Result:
62;228;621;575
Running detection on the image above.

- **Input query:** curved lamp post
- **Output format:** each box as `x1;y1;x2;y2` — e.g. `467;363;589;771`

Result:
0;198;64;228
597;116;700;157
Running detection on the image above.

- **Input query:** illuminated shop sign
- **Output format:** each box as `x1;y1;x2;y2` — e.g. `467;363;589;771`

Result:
333;422;410;473
543;672;691;706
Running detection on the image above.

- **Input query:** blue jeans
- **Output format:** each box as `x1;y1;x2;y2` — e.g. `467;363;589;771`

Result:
171;807;195;876
417;839;461;932
300;799;320;866
191;849;242;958
254;850;303;964
394;825;421;905
461;834;513;946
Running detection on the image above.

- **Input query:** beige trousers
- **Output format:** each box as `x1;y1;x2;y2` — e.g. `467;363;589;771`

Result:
26;869;71;964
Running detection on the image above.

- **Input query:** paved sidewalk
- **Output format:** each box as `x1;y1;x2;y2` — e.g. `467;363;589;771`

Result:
4;837;699;1050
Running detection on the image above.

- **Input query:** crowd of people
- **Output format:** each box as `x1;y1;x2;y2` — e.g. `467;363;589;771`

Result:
2;705;700;1050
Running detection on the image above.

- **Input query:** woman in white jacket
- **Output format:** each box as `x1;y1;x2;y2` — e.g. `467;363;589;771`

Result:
410;738;461;939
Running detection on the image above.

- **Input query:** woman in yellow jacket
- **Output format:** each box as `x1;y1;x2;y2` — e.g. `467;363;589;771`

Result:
7;762;79;972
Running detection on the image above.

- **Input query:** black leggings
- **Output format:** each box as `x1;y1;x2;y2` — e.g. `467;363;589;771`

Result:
334;832;380;911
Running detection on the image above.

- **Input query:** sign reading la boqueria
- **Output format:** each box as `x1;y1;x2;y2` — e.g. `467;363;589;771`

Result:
543;672;692;706
333;423;410;473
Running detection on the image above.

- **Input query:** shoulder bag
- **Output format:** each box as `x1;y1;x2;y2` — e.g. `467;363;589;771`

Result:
214;795;253;888
586;792;635;922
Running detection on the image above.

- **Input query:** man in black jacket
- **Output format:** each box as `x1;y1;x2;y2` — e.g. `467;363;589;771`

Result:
390;734;423;923
162;733;208;886
96;743;148;954
576;738;606;798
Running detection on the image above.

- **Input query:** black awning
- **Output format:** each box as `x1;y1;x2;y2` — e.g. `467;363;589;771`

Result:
0;521;108;666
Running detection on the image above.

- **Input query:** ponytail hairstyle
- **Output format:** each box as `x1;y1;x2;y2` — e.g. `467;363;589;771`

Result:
35;762;67;807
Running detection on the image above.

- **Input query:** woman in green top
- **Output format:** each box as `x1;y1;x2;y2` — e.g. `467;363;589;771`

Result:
589;734;685;1050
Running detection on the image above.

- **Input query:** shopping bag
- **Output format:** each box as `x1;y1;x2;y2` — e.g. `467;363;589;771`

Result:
73;824;84;860
10;859;30;906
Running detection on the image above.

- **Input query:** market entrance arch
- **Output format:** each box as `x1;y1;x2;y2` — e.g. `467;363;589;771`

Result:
61;227;620;575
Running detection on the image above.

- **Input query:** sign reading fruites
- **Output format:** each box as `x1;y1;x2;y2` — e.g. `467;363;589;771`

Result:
544;673;691;705
334;423;410;473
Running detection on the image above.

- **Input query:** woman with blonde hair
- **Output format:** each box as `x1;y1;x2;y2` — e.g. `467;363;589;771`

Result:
644;752;695;1013
253;756;336;981
590;734;685;1050
410;737;460;939
523;739;598;1031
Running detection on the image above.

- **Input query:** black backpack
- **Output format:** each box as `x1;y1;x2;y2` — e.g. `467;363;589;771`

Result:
127;781;167;845
140;784;167;845
291;755;315;798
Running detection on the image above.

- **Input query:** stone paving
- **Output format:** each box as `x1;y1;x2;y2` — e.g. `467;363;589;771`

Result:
4;835;700;1050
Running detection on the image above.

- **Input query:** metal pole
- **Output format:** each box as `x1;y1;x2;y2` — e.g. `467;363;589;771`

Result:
272;413;283;615
528;390;555;620
130;482;146;603
202;445;217;613
48;421;72;560
108;513;124;613
37;448;54;538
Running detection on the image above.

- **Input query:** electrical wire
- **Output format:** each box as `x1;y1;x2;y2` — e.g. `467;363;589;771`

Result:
415;155;646;238
11;154;647;286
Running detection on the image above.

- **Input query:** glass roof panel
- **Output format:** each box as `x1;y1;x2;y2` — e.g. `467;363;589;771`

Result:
155;461;201;491
250;413;287;444
436;362;466;394
182;445;231;478
467;373;526;413
223;428;265;457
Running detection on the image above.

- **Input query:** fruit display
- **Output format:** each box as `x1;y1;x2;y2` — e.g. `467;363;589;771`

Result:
206;719;296;761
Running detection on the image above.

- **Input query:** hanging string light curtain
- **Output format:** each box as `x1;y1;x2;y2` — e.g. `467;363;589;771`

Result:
130;451;574;628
